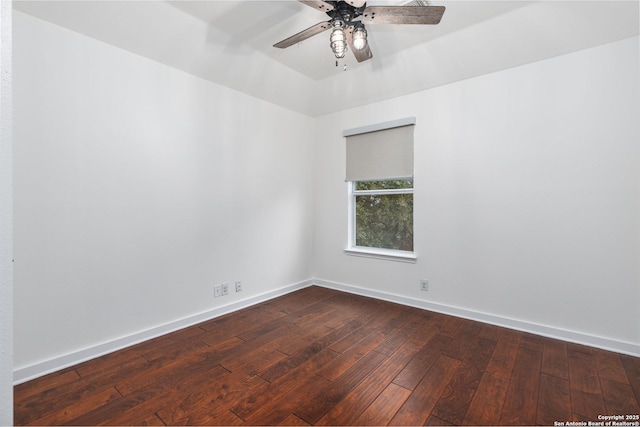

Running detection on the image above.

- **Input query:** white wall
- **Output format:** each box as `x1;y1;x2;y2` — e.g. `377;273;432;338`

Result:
13;12;315;372
313;37;640;350
1;0;13;423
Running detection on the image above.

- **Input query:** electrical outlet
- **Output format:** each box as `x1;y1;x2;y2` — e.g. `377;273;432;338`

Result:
222;283;229;296
420;279;429;291
235;281;242;292
214;284;222;298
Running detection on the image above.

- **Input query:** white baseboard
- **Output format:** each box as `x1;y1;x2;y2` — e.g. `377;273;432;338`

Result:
312;278;640;358
14;277;639;384
13;279;314;385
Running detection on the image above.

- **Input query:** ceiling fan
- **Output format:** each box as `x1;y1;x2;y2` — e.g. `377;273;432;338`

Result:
273;0;445;63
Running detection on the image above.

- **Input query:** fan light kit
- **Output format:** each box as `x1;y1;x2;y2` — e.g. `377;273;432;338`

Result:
274;0;445;64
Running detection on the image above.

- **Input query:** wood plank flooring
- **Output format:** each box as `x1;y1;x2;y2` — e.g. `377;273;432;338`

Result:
14;286;640;426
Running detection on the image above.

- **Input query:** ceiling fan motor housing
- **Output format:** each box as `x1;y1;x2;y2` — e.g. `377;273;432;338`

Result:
326;1;366;24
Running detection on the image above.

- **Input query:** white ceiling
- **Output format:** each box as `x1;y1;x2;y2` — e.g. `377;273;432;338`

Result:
169;0;532;80
14;0;640;117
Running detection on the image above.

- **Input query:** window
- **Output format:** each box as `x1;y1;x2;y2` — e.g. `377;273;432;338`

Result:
344;118;416;261
351;179;414;252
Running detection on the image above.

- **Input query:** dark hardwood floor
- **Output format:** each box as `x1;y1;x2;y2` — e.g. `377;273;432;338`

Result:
14;286;640;426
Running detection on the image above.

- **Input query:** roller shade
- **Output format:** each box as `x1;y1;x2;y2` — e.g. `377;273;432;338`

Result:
345;120;415;182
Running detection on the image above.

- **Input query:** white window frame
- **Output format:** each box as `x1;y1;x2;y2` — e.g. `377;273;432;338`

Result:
345;179;417;263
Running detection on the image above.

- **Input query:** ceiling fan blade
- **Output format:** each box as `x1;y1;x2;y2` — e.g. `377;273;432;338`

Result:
273;21;332;49
346;26;373;63
344;0;367;8
298;1;335;13
362;6;445;25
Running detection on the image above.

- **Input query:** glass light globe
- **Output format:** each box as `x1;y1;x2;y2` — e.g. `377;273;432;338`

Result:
352;26;367;50
330;26;347;58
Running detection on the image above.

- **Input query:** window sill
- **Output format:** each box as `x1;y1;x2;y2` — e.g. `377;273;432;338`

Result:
344;247;417;263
